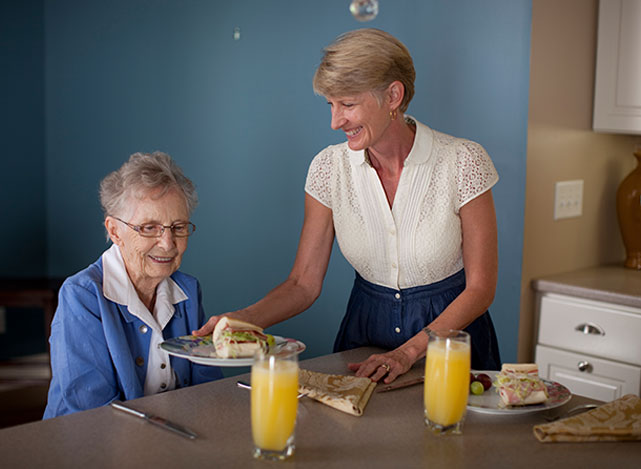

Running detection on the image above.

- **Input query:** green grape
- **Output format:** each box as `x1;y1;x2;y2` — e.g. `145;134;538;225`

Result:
470;381;484;395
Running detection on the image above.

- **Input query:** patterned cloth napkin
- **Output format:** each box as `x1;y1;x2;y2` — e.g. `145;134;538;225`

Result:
533;394;641;442
298;369;377;417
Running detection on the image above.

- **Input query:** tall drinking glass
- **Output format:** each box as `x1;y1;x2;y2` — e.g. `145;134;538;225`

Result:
251;346;299;460
423;330;471;435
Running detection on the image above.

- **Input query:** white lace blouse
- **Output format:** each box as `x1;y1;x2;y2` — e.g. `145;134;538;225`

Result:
304;117;498;290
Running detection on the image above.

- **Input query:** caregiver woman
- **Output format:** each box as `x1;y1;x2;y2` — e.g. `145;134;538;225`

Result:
44;152;222;418
195;28;501;383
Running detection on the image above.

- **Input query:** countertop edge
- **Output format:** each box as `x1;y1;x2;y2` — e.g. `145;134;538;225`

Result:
532;278;641;308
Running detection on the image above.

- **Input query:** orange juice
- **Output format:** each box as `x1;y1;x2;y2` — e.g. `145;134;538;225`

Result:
424;339;471;427
251;359;299;451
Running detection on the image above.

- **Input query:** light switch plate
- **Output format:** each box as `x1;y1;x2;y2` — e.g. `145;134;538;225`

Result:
554;180;583;220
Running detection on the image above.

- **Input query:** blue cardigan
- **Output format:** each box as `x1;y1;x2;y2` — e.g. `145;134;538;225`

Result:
44;256;222;418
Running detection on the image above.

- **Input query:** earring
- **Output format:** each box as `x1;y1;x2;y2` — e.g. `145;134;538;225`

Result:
390;109;398;120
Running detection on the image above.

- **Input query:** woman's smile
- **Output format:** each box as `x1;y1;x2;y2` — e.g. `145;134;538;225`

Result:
148;254;176;263
345;126;363;139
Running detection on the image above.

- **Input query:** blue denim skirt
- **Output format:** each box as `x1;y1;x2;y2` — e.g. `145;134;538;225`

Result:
333;270;502;371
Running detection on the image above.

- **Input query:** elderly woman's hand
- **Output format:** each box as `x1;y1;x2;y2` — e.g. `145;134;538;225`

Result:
347;348;414;384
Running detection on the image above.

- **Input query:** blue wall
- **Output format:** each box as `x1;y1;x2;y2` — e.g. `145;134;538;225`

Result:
21;0;530;363
1;0;46;277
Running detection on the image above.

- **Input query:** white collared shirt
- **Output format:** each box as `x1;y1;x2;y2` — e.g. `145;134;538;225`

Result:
102;244;188;395
305;117;499;290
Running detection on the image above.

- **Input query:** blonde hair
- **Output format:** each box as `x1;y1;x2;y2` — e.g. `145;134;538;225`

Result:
99;151;197;220
313;29;415;112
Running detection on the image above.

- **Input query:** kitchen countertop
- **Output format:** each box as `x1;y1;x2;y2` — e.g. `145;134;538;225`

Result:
1;346;639;468
532;265;641;308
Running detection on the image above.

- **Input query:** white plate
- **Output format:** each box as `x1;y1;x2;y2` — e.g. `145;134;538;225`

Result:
467;370;572;415
160;334;306;367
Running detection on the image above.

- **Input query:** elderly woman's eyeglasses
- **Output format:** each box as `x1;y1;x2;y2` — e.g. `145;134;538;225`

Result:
113;217;196;238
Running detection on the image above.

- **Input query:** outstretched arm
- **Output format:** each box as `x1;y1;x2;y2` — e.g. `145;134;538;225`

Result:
193;193;335;335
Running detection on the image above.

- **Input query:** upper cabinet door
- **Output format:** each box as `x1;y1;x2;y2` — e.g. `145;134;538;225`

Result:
593;0;641;134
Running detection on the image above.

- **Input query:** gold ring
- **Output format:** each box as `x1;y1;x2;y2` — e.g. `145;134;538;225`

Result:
380;363;391;372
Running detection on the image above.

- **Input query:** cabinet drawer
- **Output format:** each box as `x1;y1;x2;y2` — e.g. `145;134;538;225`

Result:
538;293;641;365
536;345;641;401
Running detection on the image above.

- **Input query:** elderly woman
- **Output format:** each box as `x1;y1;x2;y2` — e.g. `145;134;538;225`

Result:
196;28;501;383
44;152;222;418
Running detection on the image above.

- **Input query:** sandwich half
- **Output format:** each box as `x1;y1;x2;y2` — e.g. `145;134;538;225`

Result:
494;363;549;406
212;317;275;358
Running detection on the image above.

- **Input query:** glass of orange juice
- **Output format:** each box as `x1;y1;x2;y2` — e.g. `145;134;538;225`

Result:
251;346;299;460
423;329;471;435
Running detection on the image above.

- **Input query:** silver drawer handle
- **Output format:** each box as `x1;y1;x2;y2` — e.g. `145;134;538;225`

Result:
574;322;605;336
577;360;592;372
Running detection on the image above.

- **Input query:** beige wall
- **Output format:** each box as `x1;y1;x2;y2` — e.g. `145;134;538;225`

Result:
519;0;641;361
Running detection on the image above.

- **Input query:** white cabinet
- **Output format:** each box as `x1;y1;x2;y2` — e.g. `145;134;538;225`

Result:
593;0;641;134
536;345;639;402
534;293;641;400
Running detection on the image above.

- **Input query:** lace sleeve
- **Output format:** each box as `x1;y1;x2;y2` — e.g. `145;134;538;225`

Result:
455;140;499;208
304;148;334;209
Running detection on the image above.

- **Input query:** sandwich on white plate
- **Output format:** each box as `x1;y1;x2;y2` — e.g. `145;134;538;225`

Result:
494;363;549;407
212;317;275;358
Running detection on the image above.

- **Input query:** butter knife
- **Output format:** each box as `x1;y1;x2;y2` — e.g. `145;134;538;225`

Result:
110;400;198;440
377;376;425;393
